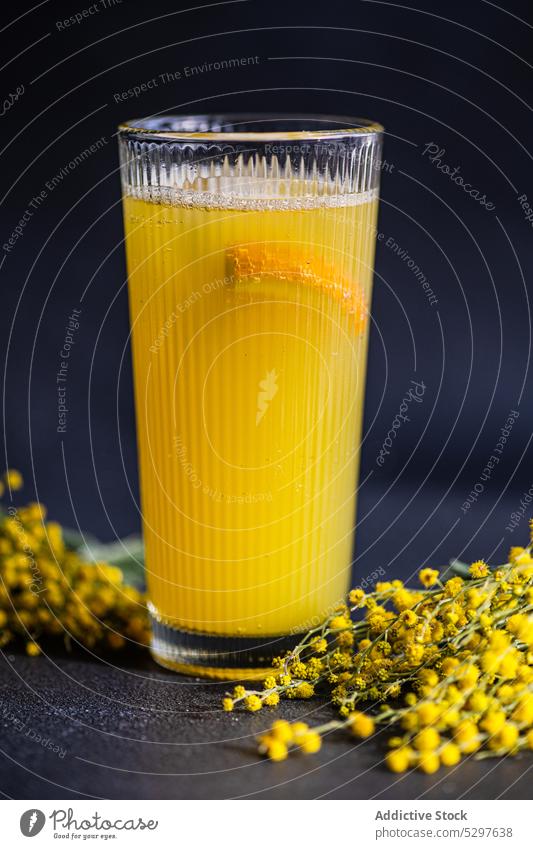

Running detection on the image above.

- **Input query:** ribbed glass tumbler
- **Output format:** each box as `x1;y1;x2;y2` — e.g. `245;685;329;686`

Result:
118;114;383;678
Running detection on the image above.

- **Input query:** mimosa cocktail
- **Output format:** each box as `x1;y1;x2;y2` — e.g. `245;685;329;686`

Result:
119;116;383;677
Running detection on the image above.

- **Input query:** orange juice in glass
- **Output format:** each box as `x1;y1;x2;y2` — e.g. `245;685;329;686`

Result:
119;115;383;677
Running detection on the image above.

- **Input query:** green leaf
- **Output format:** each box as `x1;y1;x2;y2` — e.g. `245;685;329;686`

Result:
77;534;143;564
62;527;101;551
445;559;470;578
67;530;146;590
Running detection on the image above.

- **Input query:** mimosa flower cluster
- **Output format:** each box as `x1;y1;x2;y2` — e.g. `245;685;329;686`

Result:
223;540;533;773
0;471;149;655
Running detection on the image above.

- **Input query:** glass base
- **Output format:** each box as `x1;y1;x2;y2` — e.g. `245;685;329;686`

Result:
149;609;302;680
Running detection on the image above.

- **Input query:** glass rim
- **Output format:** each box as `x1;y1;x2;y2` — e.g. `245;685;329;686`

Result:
118;113;384;142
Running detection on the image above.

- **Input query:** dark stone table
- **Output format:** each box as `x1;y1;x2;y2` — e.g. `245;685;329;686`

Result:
0;647;531;800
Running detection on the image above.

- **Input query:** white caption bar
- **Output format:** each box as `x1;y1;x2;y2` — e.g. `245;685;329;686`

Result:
1;799;530;848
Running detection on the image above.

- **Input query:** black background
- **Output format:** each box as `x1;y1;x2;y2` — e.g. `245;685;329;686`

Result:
2;0;533;585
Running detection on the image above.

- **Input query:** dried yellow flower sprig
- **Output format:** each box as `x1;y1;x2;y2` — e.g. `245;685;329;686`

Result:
223;535;533;772
0;470;150;655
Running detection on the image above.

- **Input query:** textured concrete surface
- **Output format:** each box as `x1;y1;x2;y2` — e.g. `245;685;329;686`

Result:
0;647;531;799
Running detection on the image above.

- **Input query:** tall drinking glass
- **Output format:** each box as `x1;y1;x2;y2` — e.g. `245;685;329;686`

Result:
118;115;383;678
